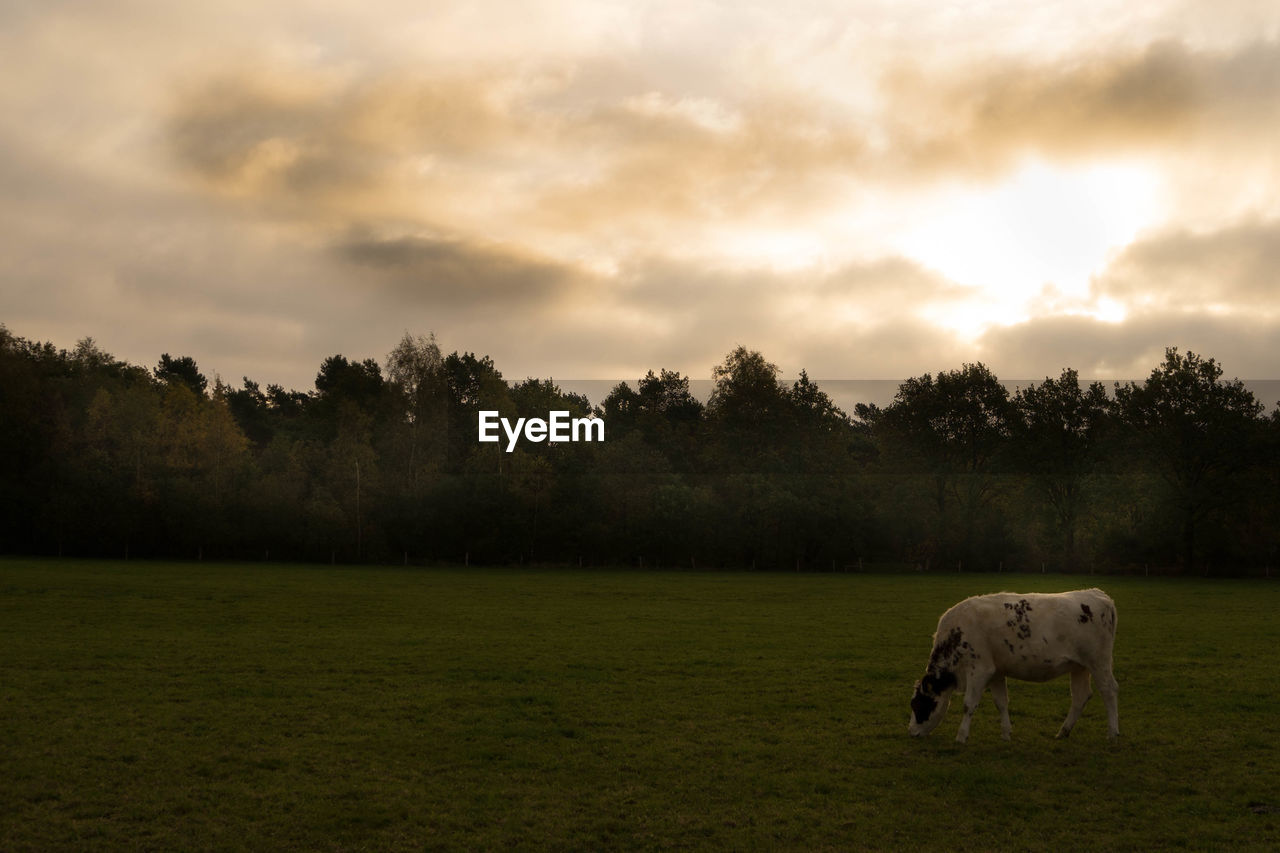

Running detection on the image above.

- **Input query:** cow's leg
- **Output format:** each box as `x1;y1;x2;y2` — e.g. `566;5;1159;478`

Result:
955;671;991;744
1056;666;1092;739
988;675;1012;741
1093;664;1119;739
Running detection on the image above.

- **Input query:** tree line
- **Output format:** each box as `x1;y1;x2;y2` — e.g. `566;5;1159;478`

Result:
2;324;1277;573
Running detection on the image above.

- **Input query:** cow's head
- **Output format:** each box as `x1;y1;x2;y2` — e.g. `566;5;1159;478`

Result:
908;669;956;736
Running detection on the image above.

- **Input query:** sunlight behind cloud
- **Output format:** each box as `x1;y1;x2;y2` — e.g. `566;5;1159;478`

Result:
896;159;1162;321
1092;296;1129;324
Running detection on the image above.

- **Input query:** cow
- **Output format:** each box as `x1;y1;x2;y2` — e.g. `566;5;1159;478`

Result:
908;588;1119;743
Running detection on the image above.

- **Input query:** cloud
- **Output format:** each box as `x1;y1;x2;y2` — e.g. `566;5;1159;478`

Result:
333;231;589;307
589;254;979;377
885;38;1280;174
977;311;1280;379
164;37;1280;264
1094;219;1280;309
167;67;523;221
8;2;1280;395
165;60;877;242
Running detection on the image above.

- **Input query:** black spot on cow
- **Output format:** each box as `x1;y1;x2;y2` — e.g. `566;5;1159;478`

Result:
911;690;938;725
929;627;965;669
1005;598;1034;640
1079;603;1094;624
1003;639;1015;654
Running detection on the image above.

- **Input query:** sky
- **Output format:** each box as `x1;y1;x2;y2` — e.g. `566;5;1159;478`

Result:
2;0;1279;393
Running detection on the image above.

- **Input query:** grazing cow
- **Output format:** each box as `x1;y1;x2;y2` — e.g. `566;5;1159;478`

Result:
908;588;1119;743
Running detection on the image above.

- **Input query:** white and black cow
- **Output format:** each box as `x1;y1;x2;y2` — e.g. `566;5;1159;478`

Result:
908;588;1119;743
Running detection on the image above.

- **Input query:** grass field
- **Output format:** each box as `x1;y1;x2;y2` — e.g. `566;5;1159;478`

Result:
2;559;1278;850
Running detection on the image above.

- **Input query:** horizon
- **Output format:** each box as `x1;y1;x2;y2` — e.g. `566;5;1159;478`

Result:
8;319;1277;414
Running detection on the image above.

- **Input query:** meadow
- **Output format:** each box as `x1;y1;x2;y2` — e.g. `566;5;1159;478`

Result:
2;559;1277;850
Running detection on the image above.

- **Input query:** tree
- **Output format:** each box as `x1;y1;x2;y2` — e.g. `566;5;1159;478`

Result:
636;369;704;425
510;377;590;421
1114;348;1263;572
83;384;162;555
386;333;446;421
786;370;867;471
706;346;790;470
315;355;384;407
0;327;49;550
600;370;704;471
442;351;512;470
877;363;1014;565
788;371;847;433
155;354;208;397
328;410;378;561
635;369;704;471
600;381;641;438
153;380;251;558
225;378;274;447
385;332;448;488
708;346;787;426
1012;369;1111;568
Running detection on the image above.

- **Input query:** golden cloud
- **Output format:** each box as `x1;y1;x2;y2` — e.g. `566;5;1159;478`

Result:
1094;219;1280;309
169;39;1280;247
885;39;1280;173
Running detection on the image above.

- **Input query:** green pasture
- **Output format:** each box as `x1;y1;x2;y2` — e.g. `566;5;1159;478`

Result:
1;559;1277;850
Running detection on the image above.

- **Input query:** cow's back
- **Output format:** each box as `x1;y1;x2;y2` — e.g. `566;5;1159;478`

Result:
934;589;1117;682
